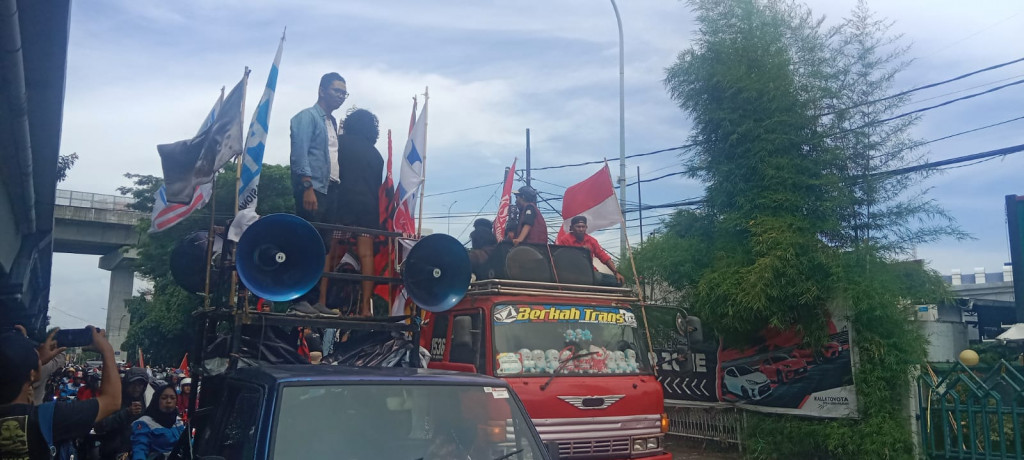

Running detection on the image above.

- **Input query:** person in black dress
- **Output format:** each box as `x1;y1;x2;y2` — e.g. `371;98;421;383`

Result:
337;108;384;316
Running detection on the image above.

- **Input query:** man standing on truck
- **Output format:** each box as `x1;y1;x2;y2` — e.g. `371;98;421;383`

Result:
555;215;625;286
511;186;548;245
289;72;349;315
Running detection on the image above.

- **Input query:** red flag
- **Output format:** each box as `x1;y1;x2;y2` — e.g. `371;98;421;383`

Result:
494;158;517;241
374;131;397;301
557;163;623;240
138;347;145;368
179;353;190;377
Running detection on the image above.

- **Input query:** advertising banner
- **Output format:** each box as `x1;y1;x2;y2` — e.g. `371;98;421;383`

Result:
643;307;857;418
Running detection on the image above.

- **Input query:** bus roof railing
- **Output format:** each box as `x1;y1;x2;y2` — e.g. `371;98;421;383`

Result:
467;278;639;302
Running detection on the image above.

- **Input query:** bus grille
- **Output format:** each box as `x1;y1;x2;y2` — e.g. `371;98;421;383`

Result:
557;437;632;457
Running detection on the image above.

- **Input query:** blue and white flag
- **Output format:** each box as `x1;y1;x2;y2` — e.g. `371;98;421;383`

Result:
396;98;428;215
229;32;285;241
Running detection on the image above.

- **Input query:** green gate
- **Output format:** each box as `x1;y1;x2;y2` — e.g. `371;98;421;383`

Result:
918;361;1024;459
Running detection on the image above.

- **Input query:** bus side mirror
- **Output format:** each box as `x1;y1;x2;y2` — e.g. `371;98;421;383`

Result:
545;441;561;459
676;313;703;344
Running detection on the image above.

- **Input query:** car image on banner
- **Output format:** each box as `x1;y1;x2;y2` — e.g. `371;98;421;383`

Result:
641;306;857;419
722;365;772;400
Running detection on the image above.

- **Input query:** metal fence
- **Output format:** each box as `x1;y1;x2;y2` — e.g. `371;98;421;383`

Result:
918;360;1024;459
56;189;134;211
666;402;744;448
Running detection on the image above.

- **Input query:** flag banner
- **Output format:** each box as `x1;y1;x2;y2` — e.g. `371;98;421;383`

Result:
237;35;284;210
397;99;428;209
494;158;517;240
159;74;247;204
558;164;622;239
374;130;399;301
393;98;423;234
149;183;213;233
149;91;223;232
230;35;285;241
179;353;190;377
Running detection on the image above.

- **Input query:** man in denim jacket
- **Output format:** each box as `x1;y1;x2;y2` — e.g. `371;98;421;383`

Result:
289;73;348;314
290;72;348;223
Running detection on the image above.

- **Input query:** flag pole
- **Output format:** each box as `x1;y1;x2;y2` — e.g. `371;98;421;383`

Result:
229;67;251;308
203;176;217;310
416;87;429;236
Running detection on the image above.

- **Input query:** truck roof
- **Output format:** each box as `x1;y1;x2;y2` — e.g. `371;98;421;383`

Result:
228;364;513;387
467;278;639;303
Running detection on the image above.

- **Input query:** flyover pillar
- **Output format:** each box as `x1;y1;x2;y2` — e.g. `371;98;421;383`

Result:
99;248;138;361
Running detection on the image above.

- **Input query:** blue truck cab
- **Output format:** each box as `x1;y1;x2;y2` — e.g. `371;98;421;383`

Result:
189;365;552;460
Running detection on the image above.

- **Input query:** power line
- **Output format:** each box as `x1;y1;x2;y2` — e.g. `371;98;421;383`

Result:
528;144;695;172
625;142;1024;212
822;55;1024;116
425;181;501;198
833;78;1024;137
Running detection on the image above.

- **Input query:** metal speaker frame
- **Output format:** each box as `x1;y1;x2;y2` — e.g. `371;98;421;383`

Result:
401;234;472;313
235;213;326;302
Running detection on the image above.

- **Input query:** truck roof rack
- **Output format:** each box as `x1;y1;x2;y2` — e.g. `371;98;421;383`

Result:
467;278;639;303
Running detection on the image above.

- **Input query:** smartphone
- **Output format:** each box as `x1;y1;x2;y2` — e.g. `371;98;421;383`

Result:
54;328;93;348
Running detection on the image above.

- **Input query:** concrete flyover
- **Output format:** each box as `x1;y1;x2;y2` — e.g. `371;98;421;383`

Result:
53;189;145;355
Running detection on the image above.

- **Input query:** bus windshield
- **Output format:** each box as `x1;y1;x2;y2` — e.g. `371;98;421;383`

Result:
491;304;652;376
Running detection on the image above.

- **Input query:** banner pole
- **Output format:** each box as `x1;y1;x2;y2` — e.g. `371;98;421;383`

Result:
203;175;217;310
229;67;251;308
416;87;429;236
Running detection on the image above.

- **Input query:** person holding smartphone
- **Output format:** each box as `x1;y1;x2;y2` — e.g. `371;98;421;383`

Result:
0;326;121;459
94;367;151;459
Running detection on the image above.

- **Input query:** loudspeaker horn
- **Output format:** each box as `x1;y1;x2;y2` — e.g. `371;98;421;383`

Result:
236;213;326;302
401;234;472;312
170;231;224;294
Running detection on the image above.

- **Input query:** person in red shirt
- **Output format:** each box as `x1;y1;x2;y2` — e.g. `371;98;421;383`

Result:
555;215;625;286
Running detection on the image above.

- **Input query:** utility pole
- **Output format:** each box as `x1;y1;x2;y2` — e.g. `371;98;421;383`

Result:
525;128;532;187
610;0;627;255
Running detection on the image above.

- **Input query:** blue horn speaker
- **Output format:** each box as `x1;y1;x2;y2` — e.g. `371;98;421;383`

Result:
236;213;326;302
401;234;472;312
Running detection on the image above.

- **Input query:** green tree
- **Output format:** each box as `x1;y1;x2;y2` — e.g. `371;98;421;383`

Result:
56;152;78;183
637;0;959;457
118;164;294;365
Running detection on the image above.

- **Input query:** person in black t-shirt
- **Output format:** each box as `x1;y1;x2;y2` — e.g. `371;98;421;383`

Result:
0;326;121;460
336;108;384;317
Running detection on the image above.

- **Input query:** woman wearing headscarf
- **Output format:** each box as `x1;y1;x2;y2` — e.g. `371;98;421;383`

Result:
130;384;184;460
336;108;384;317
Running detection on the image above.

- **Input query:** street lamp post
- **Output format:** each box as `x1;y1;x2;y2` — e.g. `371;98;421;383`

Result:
610;0;627;256
447;201;459;234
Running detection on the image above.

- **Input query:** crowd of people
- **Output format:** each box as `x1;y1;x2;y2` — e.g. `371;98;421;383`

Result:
1;326;191;460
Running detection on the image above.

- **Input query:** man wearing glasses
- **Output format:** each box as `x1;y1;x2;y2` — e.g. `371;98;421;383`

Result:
288;72;349;315
290;72;348;222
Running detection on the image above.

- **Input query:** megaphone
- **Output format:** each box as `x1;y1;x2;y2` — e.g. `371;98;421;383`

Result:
236;213;326;302
170;231;224;294
401;234;472;313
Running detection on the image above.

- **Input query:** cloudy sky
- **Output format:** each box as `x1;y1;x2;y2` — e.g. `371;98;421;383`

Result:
49;0;1024;330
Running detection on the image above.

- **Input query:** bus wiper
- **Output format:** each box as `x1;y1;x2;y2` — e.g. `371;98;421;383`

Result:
494;448;524;460
540;351;597;391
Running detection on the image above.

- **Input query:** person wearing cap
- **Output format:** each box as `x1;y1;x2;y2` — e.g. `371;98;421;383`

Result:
95;367;152;459
511;186;548;245
0;326;121;460
556;215;625;286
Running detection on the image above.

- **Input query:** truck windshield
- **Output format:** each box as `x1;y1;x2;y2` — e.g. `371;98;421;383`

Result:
491;304;652;376
272;383;544;460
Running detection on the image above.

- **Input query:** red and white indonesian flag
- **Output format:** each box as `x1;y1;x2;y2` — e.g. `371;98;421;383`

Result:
559;164;623;235
493;158;517;241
